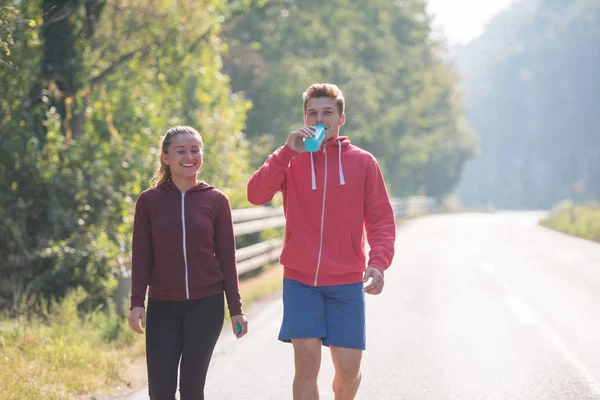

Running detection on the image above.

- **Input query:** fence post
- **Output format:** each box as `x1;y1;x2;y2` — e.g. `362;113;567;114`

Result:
115;250;131;317
115;274;131;317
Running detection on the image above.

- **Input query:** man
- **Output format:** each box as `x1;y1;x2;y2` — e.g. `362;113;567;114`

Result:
247;83;396;399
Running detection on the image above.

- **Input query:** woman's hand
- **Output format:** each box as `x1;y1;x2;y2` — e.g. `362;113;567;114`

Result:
128;306;146;334
231;314;248;339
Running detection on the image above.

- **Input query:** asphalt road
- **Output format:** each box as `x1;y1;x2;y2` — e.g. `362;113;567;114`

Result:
128;212;600;399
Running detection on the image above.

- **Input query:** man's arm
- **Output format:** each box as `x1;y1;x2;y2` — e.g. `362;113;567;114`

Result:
247;145;295;205
247;128;315;205
364;156;396;275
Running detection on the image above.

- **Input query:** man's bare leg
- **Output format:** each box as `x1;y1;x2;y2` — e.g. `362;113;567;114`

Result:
292;338;322;400
330;346;362;400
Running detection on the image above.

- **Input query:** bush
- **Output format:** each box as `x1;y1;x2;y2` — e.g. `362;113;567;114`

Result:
0;288;144;400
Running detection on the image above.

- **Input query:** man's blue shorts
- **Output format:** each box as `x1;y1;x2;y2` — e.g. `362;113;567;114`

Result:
278;278;366;350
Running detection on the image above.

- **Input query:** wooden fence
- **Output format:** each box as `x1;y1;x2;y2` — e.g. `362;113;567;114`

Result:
115;196;436;315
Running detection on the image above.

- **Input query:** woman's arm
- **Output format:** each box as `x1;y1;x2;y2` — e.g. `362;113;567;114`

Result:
214;193;243;317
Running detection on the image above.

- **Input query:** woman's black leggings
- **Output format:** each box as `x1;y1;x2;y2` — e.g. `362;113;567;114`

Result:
146;293;224;400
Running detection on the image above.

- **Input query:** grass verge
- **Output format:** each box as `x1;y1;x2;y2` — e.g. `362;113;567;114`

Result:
239;263;283;306
539;202;600;243
0;265;285;400
0;288;146;400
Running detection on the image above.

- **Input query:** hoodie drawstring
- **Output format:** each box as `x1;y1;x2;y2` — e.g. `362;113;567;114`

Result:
310;141;346;190
310;153;317;190
338;140;345;185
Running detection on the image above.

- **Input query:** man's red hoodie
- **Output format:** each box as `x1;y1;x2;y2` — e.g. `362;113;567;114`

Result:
247;137;396;286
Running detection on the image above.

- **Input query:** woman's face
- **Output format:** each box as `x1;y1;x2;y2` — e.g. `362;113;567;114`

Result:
161;133;203;179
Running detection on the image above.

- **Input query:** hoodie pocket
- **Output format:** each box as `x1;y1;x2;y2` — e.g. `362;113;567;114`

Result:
280;230;361;273
320;232;362;273
151;253;185;290
187;254;224;287
280;229;320;269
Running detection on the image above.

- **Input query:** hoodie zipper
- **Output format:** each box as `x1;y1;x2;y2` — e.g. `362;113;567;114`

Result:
181;192;190;299
313;146;328;286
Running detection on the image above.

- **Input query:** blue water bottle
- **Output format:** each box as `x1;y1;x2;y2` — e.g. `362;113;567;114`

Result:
304;124;327;152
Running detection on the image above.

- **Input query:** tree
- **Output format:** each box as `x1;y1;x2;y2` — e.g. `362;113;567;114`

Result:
0;0;252;312
222;0;477;197
455;0;600;208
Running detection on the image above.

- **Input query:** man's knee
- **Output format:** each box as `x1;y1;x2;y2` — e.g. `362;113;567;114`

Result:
295;352;321;380
335;366;362;386
330;346;362;390
292;339;322;380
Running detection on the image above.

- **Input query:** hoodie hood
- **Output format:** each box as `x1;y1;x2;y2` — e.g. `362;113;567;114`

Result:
324;136;351;148
161;180;214;193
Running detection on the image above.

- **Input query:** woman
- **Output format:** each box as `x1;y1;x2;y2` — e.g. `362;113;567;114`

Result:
128;125;248;400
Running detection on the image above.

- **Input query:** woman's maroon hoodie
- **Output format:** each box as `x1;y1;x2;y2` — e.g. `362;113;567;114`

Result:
130;180;242;316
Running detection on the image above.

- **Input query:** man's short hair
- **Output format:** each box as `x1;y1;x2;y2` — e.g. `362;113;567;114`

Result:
302;83;345;116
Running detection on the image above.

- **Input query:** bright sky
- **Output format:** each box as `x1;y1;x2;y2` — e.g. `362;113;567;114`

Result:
426;0;518;46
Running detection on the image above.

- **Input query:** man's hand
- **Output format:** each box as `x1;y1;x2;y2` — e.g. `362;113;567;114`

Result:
231;314;248;339
286;127;315;153
363;266;384;295
128;306;146;334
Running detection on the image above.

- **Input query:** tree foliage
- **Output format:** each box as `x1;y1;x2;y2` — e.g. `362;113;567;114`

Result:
0;0;250;311
222;0;477;197
0;0;474;311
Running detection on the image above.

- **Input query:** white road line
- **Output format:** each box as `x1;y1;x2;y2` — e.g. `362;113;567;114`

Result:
482;262;600;397
504;296;538;325
482;262;496;275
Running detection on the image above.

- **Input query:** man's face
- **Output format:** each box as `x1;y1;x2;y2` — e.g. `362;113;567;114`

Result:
304;97;346;141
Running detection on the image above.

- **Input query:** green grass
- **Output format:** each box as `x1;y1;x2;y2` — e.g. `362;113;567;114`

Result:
540;202;600;243
240;264;283;300
0;266;285;400
0;288;145;400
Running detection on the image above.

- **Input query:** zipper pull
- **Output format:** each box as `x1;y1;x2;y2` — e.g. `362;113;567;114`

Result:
323;146;326;155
